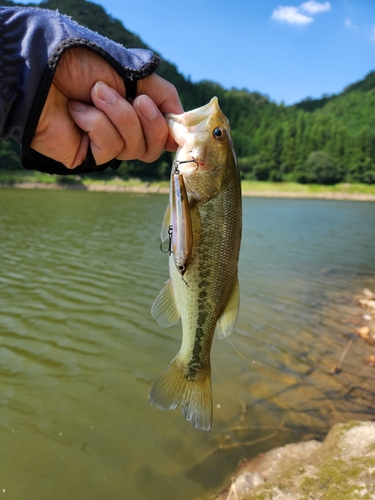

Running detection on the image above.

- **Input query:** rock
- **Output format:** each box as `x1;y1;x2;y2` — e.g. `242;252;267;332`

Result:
330;364;342;374
233;472;264;498
213;421;375;500
356;325;370;338
363;288;375;298
365;355;375;366
363;314;373;321
359;299;375;310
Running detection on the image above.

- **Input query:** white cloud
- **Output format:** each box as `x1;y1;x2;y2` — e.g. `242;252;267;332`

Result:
370;26;375;42
272;6;313;25
300;1;331;14
272;1;331;26
345;18;357;30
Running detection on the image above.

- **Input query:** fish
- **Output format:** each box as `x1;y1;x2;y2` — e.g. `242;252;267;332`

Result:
149;97;242;431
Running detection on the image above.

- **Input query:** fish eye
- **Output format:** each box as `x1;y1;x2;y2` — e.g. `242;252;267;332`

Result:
213;127;226;141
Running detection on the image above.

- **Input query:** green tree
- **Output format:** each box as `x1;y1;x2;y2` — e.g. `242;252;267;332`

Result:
304;151;343;184
0;0;374;185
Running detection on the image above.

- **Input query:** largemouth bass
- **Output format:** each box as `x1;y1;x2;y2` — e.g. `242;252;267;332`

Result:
149;97;242;431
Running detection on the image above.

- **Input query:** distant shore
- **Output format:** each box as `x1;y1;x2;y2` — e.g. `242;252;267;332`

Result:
2;180;375;201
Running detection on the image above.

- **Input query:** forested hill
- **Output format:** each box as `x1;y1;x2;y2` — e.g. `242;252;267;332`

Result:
1;0;375;184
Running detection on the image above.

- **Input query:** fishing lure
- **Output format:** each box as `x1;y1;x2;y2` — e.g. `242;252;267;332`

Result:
170;163;193;276
160;161;194;277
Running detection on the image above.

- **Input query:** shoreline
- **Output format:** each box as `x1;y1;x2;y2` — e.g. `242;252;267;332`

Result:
213;286;375;499
1;181;375;201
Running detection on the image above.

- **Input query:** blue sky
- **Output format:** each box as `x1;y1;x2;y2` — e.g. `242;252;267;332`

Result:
27;0;375;105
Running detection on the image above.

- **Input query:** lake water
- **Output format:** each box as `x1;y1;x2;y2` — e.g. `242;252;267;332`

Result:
0;188;374;499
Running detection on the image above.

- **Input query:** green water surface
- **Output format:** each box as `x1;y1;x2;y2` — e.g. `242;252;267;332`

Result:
0;189;374;499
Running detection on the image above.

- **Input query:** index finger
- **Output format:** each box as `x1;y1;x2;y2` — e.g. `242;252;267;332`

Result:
137;74;184;115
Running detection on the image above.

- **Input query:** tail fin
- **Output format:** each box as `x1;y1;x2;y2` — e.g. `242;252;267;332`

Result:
149;356;212;432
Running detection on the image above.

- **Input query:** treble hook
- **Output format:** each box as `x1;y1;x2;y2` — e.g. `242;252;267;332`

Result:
160;225;173;255
173;158;199;173
159;222;190;288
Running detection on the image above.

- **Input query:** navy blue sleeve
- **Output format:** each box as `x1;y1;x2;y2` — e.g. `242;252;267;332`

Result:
0;6;160;175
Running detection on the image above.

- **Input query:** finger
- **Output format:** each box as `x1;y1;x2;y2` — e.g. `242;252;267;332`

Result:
136;75;183;152
137;74;184;115
31;84;83;169
133;95;170;162
54;47;125;102
68;101;126;165
91;82;147;161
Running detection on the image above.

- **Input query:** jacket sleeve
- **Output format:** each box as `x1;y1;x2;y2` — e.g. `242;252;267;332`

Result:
0;6;160;175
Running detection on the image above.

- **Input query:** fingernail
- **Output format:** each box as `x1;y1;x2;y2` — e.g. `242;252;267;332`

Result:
95;81;116;104
138;95;158;120
69;101;88;112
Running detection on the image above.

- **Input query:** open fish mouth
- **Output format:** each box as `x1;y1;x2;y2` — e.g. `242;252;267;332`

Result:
165;97;226;148
166;97;221;129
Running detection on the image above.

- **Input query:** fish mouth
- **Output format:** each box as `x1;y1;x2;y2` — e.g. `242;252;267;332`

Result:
165;97;222;146
165;97;220;127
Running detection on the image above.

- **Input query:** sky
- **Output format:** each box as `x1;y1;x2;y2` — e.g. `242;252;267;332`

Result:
25;0;375;105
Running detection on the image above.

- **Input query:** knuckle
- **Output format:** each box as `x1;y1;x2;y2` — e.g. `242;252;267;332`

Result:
140;145;163;163
167;82;178;97
118;142;146;162
135;144;147;160
108;134;125;155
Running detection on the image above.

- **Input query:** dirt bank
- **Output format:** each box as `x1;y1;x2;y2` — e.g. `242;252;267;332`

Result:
2;181;375;201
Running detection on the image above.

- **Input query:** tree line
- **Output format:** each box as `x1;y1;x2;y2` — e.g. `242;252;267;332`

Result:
1;0;374;185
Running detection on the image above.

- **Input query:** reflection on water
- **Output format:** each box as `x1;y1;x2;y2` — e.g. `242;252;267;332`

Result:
0;189;374;499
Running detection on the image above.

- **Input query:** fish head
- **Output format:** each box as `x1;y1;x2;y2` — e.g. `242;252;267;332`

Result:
166;97;239;202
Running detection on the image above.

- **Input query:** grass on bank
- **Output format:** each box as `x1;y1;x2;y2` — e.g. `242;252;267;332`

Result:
1;170;375;196
241;180;375;195
0;170;169;189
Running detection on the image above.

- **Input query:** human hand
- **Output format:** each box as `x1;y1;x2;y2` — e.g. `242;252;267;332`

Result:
31;47;183;169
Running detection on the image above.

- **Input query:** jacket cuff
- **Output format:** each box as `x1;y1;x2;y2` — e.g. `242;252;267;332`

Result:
21;147;122;176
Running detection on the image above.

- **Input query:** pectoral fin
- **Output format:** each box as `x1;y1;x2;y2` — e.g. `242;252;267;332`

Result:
151;279;180;327
161;204;171;242
214;277;240;340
